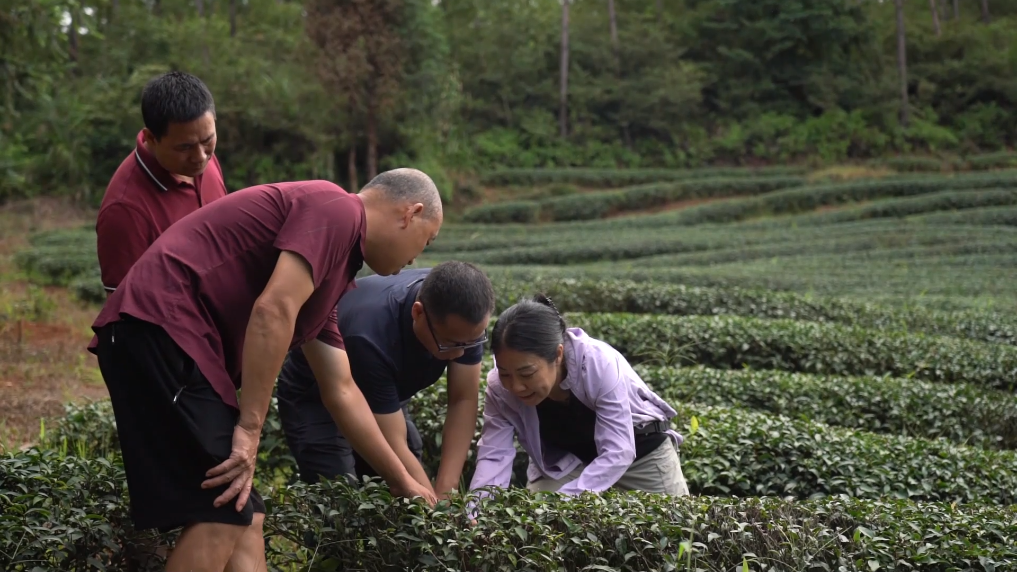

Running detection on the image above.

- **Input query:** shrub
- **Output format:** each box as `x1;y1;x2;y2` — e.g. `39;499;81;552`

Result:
640;365;1017;450
462;200;541;223
478;165;808;188
676;402;1017;505
565;312;1017;390
7;447;1017;571
488;275;1017;346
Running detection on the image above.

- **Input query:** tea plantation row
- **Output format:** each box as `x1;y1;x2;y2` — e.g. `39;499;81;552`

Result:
464;169;1017;224
7;446;1017;571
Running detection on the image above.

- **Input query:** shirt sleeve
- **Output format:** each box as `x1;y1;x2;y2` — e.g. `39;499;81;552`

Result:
344;335;400;414
96;203;157;292
452;343;485;366
315;305;344;350
468;372;519;495
273;184;361;290
556;354;636;496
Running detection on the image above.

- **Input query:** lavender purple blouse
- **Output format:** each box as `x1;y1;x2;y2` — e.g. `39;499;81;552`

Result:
468;327;684;496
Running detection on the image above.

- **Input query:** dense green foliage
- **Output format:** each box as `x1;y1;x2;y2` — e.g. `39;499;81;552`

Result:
8;446;1017;571
4;0;1017;203
640;365;1017;450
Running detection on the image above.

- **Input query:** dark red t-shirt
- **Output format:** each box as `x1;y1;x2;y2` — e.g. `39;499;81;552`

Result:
89;180;367;409
96;129;228;293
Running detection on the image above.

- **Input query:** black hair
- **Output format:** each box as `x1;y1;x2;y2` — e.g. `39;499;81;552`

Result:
418;261;495;325
140;71;216;140
490;293;567;362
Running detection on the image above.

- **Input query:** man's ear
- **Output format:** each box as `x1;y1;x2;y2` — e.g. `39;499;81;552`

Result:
141;128;157;145
411;300;424;321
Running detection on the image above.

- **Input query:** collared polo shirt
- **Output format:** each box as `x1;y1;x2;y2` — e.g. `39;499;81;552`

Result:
89;180;367;409
279;268;485;415
95;129;228;293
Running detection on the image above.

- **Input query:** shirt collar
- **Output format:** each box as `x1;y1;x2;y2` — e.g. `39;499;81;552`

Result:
354;193;368;258
132;129;180;193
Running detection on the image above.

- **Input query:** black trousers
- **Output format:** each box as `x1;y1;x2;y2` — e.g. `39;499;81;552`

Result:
276;368;424;485
93;318;265;532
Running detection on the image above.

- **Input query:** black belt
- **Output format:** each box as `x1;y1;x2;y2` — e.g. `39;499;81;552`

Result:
634;420;668;435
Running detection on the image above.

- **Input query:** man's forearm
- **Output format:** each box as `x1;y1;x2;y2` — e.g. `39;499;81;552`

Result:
320;385;415;488
391;435;434;492
434;397;479;494
239;303;295;432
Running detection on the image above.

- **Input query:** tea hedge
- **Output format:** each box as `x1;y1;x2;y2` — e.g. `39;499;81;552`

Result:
43;381;1017;507
490;276;1017;346
594;170;1017;229
745;187;1017;228
639;365;1017;450
477;165;808;187
676;402;1017;505
272;480;1017;571
8;447;1017;571
565;312;1017;390
462;175;804;223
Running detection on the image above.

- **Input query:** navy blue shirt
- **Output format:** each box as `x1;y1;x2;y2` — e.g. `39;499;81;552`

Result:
278;268;485;415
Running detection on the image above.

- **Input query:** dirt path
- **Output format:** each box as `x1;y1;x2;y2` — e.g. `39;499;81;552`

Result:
0;198;104;452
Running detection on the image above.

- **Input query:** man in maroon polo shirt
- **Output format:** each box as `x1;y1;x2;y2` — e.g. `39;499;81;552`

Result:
89;170;442;571
96;71;227;295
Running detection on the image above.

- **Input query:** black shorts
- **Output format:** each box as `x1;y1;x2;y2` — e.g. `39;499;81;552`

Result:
276;360;424;485
93;317;266;533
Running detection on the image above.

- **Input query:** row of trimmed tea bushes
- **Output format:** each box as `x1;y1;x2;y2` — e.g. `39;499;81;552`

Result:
564;312;1017;390
41;384;1017;507
914;204;1017;227
475;262;1017;312
476;165;809;187
490;276;1017;346
676;402;1017;504
455;218;933;264
462;175;804;223
744;187;1017;228
8;447;1017;572
635;234;1017;269
13;242;98;286
593;170;1017;229
641;365;1017;450
876;151;1017;172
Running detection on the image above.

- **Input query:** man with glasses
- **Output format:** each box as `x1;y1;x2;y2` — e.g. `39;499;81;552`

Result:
277;261;495;498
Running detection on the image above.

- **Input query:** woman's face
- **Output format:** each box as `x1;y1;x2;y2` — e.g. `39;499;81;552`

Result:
494;345;563;406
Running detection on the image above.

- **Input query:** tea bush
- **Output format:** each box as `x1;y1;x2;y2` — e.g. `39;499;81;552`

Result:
640;365;1017;450
566;312;1017;390
478;165;808;187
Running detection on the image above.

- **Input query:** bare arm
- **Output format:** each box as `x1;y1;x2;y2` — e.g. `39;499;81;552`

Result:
302;339;437;505
433;362;482;497
202;250;317;509
373;410;436;494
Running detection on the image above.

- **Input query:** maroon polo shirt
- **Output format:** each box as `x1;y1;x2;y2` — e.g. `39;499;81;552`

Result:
96;129;228;293
89;180;367;409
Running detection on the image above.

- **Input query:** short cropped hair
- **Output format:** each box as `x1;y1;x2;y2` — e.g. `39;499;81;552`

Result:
418;261;495;325
362;168;442;221
141;71;216;140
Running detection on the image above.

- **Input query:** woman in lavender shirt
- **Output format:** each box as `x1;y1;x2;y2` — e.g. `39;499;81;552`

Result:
468;295;690;497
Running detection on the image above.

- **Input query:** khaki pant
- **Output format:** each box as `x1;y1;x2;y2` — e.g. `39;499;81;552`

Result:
527;439;690;496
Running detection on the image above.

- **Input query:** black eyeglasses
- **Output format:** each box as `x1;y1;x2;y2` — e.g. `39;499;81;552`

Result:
422;304;488;353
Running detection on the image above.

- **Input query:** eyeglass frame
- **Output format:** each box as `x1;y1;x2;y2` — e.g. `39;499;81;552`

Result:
420;303;489;353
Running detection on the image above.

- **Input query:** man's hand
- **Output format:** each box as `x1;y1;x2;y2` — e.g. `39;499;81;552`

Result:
202;423;261;511
303;340;437;507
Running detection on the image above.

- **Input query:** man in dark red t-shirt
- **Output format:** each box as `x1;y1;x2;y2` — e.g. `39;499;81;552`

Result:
96;71;227;296
89;170;442;570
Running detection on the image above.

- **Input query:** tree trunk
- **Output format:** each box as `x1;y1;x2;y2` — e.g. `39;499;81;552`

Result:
895;0;909;127
953;0;959;19
559;0;570;138
366;104;378;180
607;0;620;71
347;145;359;192
928;0;941;35
229;0;237;36
656;0;663;19
195;0;203;17
980;0;990;23
68;12;79;63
